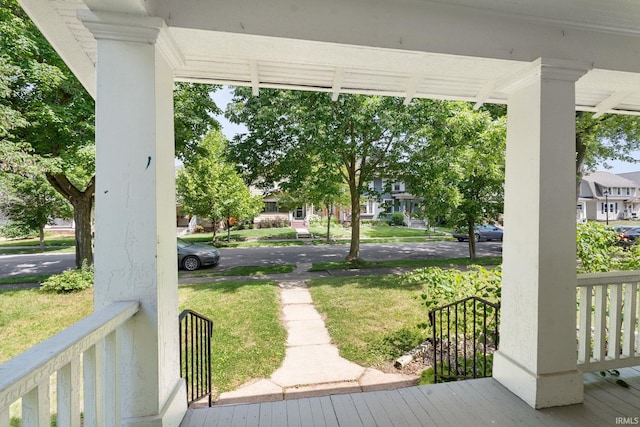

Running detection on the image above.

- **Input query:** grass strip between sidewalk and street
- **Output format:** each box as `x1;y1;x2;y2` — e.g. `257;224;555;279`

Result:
310;256;502;272
0;274;53;286
179;264;296;278
0;247;75;255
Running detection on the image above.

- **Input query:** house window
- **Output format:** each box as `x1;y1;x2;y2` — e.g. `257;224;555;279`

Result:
393;182;402;192
602;203;618;213
264;202;278;213
382;199;393;213
617;187;621;195
360;200;374;214
627;188;631;196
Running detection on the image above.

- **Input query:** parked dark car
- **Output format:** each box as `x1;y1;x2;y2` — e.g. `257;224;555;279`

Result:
177;238;220;271
453;224;503;242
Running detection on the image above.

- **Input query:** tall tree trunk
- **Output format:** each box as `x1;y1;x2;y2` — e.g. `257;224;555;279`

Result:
73;196;93;268
326;203;332;242
46;173;94;268
346;192;361;262
39;224;45;250
467;221;477;259
576;132;587;201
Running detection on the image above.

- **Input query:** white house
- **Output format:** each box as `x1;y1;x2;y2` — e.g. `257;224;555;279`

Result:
578;171;640;222
3;0;640;425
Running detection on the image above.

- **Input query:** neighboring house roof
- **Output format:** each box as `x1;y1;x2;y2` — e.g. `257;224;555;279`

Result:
618;171;640;186
581;170;640;201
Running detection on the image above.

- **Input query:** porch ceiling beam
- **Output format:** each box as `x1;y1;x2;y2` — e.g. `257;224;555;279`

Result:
403;74;423;106
473;81;496;110
331;68;345;101
249;60;260;96
593;91;630;118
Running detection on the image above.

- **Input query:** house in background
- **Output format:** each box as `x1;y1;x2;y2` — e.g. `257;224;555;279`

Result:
578;171;640;221
251;188;310;228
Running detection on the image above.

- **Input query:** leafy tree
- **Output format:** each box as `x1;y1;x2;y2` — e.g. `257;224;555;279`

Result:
404;102;506;259
576;112;640;187
0;172;72;247
0;0;219;267
226;88;415;261
177;130;262;242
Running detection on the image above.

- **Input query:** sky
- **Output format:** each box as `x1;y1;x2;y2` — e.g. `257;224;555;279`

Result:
210;86;639;175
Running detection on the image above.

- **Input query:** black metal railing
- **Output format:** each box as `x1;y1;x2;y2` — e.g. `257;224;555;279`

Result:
428;297;500;383
179;309;213;407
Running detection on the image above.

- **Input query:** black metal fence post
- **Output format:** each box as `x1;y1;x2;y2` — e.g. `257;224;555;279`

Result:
179;310;214;407
428;297;500;383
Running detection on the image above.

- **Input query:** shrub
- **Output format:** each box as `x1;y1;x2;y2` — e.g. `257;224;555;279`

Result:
0;221;37;239
307;214;322;226
390;212;405;226
576;222;626;273
40;262;94;293
402;265;502;314
258;218;291;228
192;225;205;234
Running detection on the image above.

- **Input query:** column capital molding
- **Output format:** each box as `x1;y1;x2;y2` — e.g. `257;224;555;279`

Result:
497;58;592;94
77;10;184;69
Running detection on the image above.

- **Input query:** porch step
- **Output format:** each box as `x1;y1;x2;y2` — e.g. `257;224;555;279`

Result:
407;219;427;229
295;228;313;239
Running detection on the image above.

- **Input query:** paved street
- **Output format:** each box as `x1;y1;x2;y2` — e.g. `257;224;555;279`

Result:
0;241;501;278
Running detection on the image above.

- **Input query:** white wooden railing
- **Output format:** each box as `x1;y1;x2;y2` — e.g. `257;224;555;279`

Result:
577;271;640;372
0;301;139;427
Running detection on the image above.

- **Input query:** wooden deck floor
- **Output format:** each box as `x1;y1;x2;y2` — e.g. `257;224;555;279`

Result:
181;366;640;426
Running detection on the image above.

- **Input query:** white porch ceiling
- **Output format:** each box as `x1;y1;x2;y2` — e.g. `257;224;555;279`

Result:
17;0;640;116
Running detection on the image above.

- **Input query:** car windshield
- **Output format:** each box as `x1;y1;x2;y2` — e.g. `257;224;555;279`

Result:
177;238;194;248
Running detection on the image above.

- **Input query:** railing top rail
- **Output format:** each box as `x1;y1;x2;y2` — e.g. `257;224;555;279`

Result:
0;300;139;409
428;296;500;314
577;270;640;287
178;309;213;324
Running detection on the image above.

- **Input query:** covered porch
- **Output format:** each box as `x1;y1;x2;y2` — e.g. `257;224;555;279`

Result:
3;0;640;425
181;368;640;427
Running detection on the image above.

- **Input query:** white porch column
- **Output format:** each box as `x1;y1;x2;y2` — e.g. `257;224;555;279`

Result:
80;11;186;426
493;58;590;409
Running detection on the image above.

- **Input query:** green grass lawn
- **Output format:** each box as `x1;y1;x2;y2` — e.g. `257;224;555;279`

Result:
307;275;428;369
0;281;286;402
0;235;75;247
0;274;53;286
179;264;296;278
0;288;94;363
310;256;502;271
178;281;286;398
0;246;75;255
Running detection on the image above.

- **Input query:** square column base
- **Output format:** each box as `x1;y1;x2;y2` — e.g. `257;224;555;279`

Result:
492;351;583;409
122;379;187;427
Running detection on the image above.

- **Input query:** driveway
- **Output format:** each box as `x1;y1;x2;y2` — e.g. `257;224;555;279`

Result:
0;241;501;278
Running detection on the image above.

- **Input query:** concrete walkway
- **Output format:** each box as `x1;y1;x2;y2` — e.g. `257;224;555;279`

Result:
215;264;418;406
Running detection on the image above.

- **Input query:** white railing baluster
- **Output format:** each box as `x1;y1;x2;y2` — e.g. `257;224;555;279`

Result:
83;341;104;426
578;286;592;364
593;284;607;362
622;283;638;358
0;301;139;426
608;284;623;360
577;271;640;372
22;381;49;427
57;357;81;427
103;331;120;426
